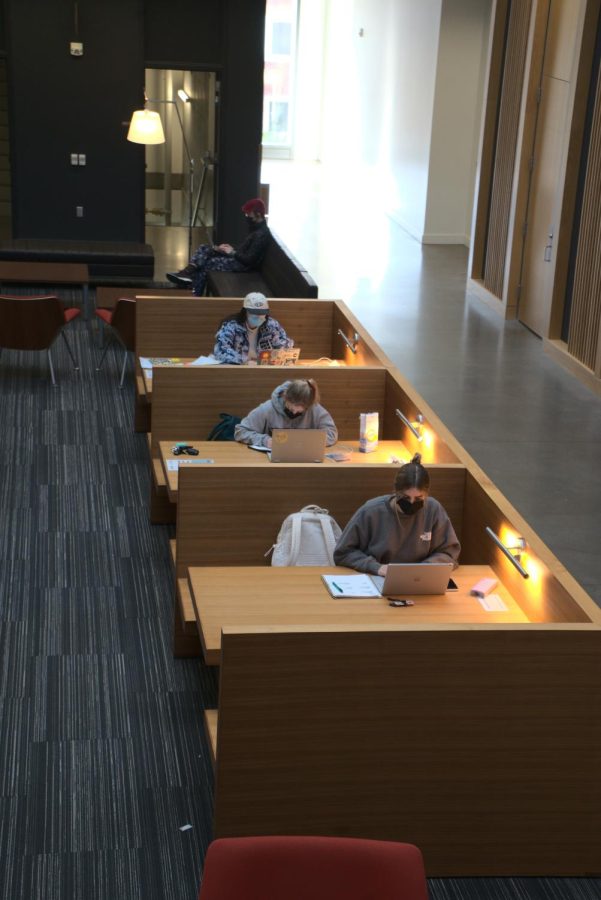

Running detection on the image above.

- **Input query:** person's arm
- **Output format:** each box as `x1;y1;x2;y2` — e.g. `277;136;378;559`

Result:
265;318;293;349
234;406;271;446
233;228;270;268
213;323;246;365
333;510;381;575
423;509;461;568
312;404;338;446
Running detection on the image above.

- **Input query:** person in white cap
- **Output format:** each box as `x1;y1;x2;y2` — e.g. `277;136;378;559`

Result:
213;292;293;365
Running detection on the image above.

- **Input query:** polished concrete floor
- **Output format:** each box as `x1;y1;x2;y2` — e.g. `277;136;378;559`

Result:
260;158;601;607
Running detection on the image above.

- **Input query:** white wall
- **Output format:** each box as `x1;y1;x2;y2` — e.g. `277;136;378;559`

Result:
424;0;492;245
298;0;490;245
319;0;443;239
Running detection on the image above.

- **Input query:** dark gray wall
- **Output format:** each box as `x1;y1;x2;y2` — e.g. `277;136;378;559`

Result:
4;0;266;243
6;0;145;241
144;0;266;244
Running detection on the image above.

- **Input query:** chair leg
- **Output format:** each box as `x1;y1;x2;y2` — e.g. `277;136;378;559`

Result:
96;335;115;371
119;349;129;389
47;349;57;387
61;331;80;371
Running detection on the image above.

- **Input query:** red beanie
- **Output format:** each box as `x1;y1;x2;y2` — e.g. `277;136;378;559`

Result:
241;197;266;216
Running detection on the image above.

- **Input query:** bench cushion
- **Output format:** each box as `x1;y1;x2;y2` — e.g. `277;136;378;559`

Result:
0;239;155;279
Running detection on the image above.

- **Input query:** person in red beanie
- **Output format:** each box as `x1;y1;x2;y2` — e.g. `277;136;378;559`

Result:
166;198;270;295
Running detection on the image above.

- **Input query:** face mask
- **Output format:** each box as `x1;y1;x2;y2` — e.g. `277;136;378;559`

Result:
247;314;266;328
396;495;424;516
284;406;304;420
247;217;260;230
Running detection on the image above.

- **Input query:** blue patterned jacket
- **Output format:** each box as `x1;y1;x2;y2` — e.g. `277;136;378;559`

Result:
213;317;293;365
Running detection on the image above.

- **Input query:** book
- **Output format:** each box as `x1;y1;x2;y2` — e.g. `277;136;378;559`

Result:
139;356;184;369
321;574;381;598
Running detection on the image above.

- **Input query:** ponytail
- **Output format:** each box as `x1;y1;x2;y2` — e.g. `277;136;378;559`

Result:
285;378;320;408
394;453;430;492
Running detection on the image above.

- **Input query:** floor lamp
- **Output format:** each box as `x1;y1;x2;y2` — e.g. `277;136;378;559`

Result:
127;99;195;259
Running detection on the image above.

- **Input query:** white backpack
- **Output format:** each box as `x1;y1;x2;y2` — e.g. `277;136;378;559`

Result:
269;505;342;566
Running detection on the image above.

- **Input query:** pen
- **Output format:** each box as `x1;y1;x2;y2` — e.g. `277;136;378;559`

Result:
332;581;343;592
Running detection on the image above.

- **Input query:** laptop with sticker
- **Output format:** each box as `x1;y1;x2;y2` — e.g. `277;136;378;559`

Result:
269;428;326;463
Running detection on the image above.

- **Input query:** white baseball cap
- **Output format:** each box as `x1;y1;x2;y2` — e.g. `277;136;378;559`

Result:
243;292;269;312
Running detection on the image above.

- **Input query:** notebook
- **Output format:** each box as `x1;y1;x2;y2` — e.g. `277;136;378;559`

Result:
371;562;454;596
269;429;326;463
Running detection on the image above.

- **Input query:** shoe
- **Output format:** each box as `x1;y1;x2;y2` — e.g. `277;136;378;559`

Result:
166;271;193;287
166;264;197;286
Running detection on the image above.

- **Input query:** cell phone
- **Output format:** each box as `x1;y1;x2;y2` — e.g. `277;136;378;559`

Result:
388;599;415;607
447;578;458;591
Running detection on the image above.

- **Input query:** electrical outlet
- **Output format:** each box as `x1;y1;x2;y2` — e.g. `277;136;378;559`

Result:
78;154;86;166
76;206;84;218
70;153;78;166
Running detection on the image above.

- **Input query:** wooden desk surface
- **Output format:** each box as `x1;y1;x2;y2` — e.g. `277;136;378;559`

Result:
187;565;529;665
160;439;413;500
140;358;349;396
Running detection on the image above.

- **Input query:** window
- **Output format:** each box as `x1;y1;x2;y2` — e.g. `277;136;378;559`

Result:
263;0;298;152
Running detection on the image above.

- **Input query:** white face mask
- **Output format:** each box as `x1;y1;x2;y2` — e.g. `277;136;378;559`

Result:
247;314;266;328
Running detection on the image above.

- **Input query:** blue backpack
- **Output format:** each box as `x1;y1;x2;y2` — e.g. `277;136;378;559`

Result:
206;413;242;441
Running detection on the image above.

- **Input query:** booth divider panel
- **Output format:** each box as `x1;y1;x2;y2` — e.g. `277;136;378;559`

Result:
150;366;388;451
214;626;601;875
136;297;335;358
175;464;466;580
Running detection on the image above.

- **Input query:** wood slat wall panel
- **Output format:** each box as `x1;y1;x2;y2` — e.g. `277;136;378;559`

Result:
175;464;466;580
136;296;335;359
483;0;533;298
567;53;601;370
214;625;601;875
150;366;388;452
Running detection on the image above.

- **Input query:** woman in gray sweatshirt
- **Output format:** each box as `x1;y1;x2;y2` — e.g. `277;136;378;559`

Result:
334;454;460;575
234;378;338;448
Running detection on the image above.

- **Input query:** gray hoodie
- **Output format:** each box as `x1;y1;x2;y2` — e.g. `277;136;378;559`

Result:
333;494;460;574
234;381;338;447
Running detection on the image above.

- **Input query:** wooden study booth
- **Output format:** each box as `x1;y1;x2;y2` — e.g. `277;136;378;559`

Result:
134;296;385;432
181;425;601;878
136;296;601;875
146;362;459;523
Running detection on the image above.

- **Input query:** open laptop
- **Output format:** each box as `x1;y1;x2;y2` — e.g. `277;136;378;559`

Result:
269;428;326;463
371;562;454;596
258;347;301;366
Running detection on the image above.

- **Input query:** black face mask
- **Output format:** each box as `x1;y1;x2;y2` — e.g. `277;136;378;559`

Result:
247;218;260;231
284;407;303;420
397;496;424;516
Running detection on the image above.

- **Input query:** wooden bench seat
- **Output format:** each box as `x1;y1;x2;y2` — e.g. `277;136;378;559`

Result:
206;231;317;298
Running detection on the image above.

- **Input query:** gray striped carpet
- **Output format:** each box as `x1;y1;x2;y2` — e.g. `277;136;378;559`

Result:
0;299;598;899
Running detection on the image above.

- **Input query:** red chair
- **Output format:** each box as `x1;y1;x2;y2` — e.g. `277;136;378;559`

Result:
198;836;429;900
0;293;81;386
95;298;136;388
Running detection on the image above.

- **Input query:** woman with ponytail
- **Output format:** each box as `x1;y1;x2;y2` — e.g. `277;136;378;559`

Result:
234;378;338;448
334;453;460;574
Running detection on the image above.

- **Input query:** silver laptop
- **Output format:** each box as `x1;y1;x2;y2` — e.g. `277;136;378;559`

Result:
371;562;454;596
269;428;326;463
